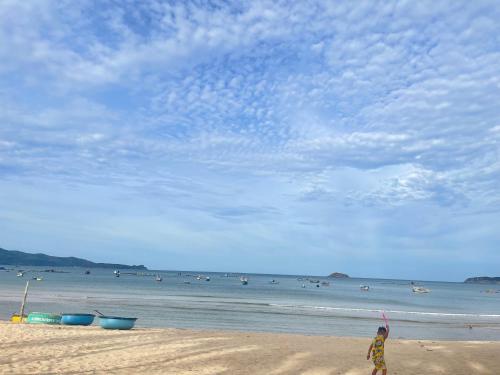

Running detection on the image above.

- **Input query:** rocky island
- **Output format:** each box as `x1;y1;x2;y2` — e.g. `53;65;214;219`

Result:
0;247;147;270
464;276;500;284
328;272;349;279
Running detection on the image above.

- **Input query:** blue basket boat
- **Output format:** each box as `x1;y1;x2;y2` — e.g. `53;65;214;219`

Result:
61;313;95;326
99;316;137;330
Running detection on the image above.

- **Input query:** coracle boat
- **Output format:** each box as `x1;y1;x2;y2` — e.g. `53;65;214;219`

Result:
61;313;95;326
99;316;137;330
27;312;62;325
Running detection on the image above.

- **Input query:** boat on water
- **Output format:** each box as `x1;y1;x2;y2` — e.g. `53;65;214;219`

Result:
155;275;163;282
482;289;499;294
309;279;320;284
32;277;43;281
16;271;24;277
412;286;430;293
114;270;120;278
240;276;248;285
321;281;330;286
269;279;279;284
205;276;210;281
85;270;91;275
360;285;370;291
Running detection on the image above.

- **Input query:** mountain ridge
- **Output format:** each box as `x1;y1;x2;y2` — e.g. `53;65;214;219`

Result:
0;247;147;270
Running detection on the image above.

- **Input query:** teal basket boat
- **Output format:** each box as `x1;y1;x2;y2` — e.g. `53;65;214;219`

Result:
99;316;137;330
27;312;62;325
61;313;95;326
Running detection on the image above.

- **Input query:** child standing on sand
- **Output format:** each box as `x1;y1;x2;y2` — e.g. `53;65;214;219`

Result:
367;324;389;375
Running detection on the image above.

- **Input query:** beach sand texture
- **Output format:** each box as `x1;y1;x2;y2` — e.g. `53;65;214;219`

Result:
1;322;499;374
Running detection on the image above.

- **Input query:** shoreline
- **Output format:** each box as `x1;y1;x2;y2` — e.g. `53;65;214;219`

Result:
1;322;500;374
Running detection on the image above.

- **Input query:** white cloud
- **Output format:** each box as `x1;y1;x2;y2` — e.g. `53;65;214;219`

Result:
1;0;500;276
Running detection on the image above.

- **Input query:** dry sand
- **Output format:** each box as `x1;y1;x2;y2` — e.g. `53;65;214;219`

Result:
1;322;499;374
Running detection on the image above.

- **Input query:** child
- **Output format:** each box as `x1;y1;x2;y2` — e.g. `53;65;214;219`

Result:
367;324;389;375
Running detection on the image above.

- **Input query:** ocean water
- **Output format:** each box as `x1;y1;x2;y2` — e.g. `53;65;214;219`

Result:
1;267;500;341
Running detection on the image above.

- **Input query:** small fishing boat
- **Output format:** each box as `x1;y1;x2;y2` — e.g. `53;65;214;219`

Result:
85;270;91;275
27;312;61;325
99;316;137;330
32;277;43;281
412;286;430;294
10;313;27;323
16;271;24;277
309;279;320;284
482;289;498;294
240;276;248;285
155;275;163;282
301;284;306;288
114;270;120;277
360;285;370;291
61;313;95;326
269;279;279;284
205;276;210;281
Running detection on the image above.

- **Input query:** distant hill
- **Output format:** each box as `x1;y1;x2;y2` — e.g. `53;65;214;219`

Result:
328;272;349;278
0;247;147;270
464;276;500;284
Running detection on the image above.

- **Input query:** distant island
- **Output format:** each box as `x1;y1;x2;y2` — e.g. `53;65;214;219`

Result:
328;272;349;279
0;247;147;270
464;276;500;284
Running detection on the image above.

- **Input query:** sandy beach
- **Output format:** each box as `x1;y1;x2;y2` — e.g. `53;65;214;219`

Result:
1;322;499;374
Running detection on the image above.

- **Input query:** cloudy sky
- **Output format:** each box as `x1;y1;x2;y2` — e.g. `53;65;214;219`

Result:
1;1;499;280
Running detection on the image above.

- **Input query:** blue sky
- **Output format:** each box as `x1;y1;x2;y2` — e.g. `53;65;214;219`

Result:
1;1;500;281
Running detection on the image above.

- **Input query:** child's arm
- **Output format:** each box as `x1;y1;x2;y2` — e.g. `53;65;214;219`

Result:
366;343;373;360
384;324;390;340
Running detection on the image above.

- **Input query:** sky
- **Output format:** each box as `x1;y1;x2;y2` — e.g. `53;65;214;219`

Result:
1;1;500;281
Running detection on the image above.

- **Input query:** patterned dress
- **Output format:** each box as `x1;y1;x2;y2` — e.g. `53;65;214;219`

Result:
372;334;386;370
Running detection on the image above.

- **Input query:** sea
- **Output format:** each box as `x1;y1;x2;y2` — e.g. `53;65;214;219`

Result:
1;267;500;341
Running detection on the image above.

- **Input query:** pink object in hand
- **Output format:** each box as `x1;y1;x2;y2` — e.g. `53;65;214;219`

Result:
382;312;389;325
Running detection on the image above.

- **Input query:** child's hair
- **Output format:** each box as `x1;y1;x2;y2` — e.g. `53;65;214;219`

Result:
377;326;387;334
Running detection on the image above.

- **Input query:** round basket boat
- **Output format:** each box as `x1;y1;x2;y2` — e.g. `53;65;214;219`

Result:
99;316;137;330
27;312;61;325
61;313;95;326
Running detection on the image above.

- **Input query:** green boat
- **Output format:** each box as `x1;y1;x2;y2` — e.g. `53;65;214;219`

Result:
27;312;62;325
